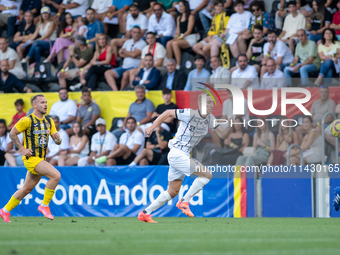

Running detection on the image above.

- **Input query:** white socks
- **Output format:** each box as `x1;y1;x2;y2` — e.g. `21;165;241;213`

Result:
41;203;48;207
2;207;9;213
182;177;210;203
129;161;137;167
144;191;171;215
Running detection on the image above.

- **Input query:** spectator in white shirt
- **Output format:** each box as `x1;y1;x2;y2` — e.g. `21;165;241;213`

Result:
209;55;231;85
96;117;145;166
77;118;117;166
104;26;147;91
59;0;89;20
261;59;286;89
110;4;148;57
0;0;21;26
0;38;26;79
49;88;77;135
91;0;112;33
148;2;176;47
231;54;259;89
261;30;294;78
46;116;70;166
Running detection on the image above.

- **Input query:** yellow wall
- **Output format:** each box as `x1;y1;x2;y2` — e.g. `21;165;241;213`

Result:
0;91;176;128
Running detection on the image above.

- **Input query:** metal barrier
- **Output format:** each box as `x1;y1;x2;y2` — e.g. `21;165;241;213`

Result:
321;112;339;165
286;143;304;165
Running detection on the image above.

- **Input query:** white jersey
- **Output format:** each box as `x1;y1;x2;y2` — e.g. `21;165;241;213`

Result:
169;108;217;154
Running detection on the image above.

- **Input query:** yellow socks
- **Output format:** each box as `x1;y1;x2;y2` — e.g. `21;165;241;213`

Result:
4;196;21;212
42;188;55;206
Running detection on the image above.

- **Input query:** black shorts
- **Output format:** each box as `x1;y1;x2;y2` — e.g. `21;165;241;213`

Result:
248;60;261;66
147;151;163;165
115;152;136;165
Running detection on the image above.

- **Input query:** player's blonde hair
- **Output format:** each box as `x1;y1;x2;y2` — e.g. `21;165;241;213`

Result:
30;94;45;106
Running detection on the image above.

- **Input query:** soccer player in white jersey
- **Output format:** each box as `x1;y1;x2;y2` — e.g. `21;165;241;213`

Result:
138;93;234;223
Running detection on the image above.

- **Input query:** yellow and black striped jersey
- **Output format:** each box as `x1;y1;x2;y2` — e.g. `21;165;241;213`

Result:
15;113;57;160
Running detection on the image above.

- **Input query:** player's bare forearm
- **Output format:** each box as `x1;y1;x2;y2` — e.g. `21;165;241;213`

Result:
9;133;23;150
145;110;176;137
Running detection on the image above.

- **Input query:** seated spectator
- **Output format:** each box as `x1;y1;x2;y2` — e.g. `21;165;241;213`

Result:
111;85;155;139
132;53;161;90
159;58;187;90
193;0;228;59
295;86;335;144
0;59;32;93
132;0;154;18
91;0;113;33
152;88;178;132
129;117;171;166
267;118;298;166
283;29;320;87
325;99;340;147
209;55;231;85
331;0;340;40
0;0;21;28
211;117;250;165
157;0;177;19
85;8;104;49
325;0;338;14
77;118;117;166
231;54;259;89
97;117;145;166
0;119;11;166
7;0;41;38
184;54;211;91
120;31;167;91
49;88;77;134
58;35;93;89
106;0;132;34
314;28;340;86
198;0;215;34
110;3;148;56
10;11;36;61
261;59;286;89
0;38;26;79
76;89;100;137
7;99;25;130
44;12;77;64
245;25;266;74
214;0;252;58
287;116;322;164
58;122;89;166
4;133;24;167
23;7;57;64
42;0;63;17
306;0;331;43
74;34;116;91
278;1;306;54
236;117;275;166
46;116;70;166
58;0;89;20
166;0;197;68
261;30;294;78
148;2;176;47
104;26;146;91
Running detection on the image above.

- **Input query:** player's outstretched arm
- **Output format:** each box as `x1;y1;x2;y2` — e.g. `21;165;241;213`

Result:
214;117;235;140
10;126;32;157
145;110;177;137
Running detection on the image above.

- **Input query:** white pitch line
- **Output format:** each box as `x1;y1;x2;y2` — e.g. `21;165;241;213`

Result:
0;240;111;246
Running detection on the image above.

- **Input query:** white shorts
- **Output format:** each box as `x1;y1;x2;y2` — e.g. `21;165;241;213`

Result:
167;147;203;182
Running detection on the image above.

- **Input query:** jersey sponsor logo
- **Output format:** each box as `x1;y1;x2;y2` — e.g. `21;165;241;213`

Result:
33;130;49;135
37;135;48;148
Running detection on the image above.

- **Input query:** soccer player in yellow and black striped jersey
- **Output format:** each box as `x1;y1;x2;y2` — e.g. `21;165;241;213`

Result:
0;94;62;222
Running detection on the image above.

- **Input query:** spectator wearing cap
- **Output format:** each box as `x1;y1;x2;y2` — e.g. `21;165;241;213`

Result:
111;85;155;139
159;58;187;90
0;0;21;27
148;2;176;47
184;54;210;91
76;89;101;137
85;8;104;49
58;35;94;89
0;59;32;93
131;53;161;90
23;6;57;64
77;118;117;166
110;3;148;57
0;38;26;79
42;0;63;17
104;26;146;91
7;0;41;38
95;117;145;166
10;11;36;61
49;88;78;134
106;0;133;34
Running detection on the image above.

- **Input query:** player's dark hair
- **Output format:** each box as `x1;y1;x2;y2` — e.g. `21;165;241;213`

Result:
126;117;137;123
195;54;206;64
73;122;84;137
0;119;7;135
303;116;313;123
162;88;172;95
253;24;263;32
30;94;44;106
15;99;24;106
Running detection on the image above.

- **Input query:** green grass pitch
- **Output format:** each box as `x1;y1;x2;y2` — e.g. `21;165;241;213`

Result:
0;217;339;255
